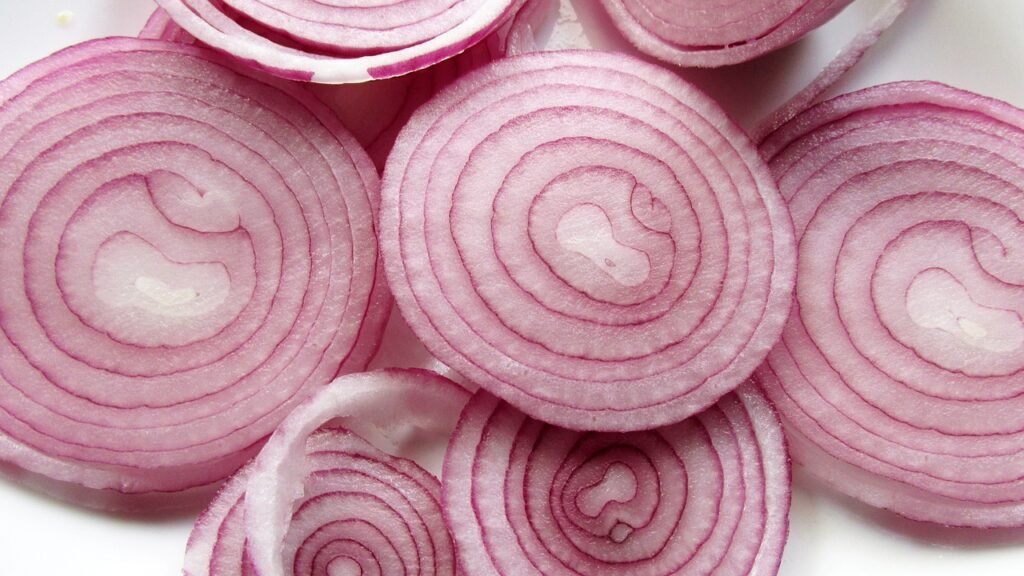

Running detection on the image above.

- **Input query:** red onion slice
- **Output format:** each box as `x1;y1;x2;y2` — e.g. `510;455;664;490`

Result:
597;0;852;67
443;384;790;575
154;0;524;82
0;38;387;508
381;50;795;431
233;369;470;576
757;81;1024;527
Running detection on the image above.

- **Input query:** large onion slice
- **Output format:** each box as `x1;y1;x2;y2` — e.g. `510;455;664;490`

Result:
443;384;790;575
381;50;795;432
0;38;387;508
154;0;525;82
182;369;469;576
598;0;852;67
757;81;1024;527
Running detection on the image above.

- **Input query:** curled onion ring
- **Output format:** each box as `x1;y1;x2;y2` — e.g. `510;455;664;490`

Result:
183;369;468;576
757;81;1024;527
0;38;387;508
381;50;795;431
443;384;790;575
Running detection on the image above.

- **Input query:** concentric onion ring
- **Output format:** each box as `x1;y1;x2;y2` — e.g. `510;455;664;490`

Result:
443;384;790;575
154;0;525;82
0;38;386;507
757;81;1024;527
597;0;851;67
381;50;795;431
226;369;470;576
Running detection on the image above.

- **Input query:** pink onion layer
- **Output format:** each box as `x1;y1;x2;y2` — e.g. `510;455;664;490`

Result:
0;38;387;508
598;0;852;67
154;0;524;82
381;50;795;432
443;384;790;575
757;81;1024;527
193;369;469;576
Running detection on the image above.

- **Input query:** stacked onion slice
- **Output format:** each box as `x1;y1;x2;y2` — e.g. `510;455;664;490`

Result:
757;81;1024;527
184;369;469;576
154;0;525;82
0;38;387;508
598;0;851;67
444;384;789;575
382;50;795;431
139;5;546;172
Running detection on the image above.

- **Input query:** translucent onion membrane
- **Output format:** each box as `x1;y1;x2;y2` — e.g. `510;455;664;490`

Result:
183;369;469;576
757;81;1024;527
598;0;852;67
154;0;525;82
0;38;387;509
443;384;790;575
381;50;795;432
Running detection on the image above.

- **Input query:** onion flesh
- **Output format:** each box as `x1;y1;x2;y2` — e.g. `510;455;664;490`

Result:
757;81;1024;527
0;38;387;508
443;384;790;575
381;49;795;431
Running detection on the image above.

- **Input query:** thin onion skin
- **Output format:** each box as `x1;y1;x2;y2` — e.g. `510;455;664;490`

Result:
442;384;790;575
0;38;387;509
598;0;852;68
154;0;525;83
757;81;1024;527
381;50;795;432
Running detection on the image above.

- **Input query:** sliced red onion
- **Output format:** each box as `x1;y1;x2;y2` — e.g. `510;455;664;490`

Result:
154;0;525;82
0;38;387;508
443;384;790;575
757;81;1024;527
196;369;469;576
381;50;795;431
598;0;852;67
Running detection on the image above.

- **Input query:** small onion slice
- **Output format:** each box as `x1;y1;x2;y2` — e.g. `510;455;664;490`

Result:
0;38;386;508
235;369;470;576
598;0;852;67
154;0;525;82
382;50;795;431
443;384;790;575
757;81;1024;527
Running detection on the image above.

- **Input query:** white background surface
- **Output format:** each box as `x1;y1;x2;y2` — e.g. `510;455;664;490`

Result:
0;1;1023;575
